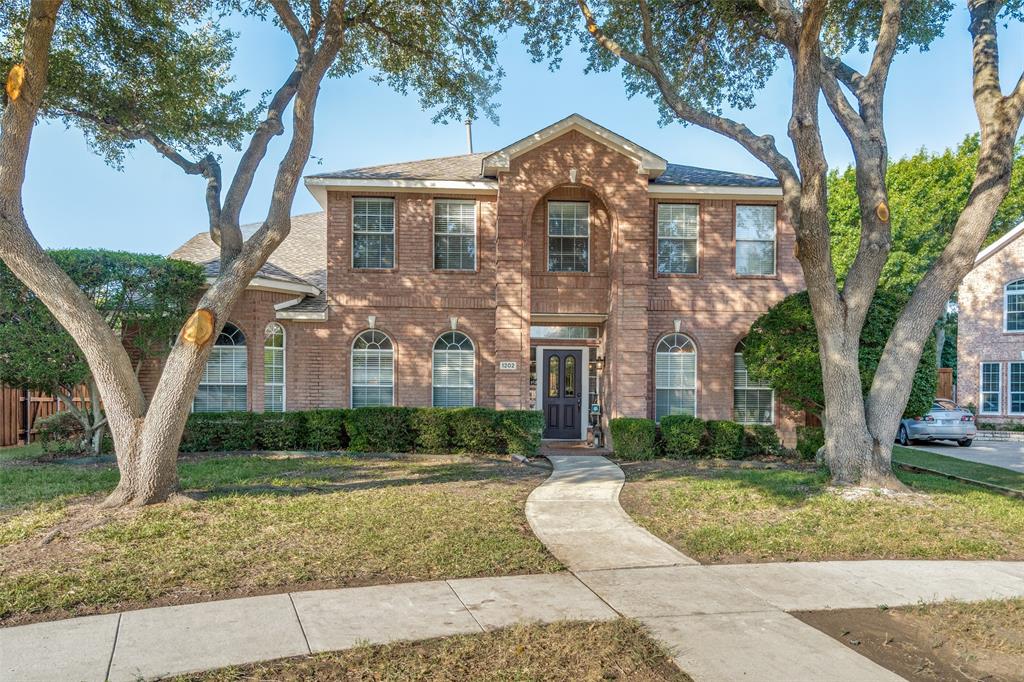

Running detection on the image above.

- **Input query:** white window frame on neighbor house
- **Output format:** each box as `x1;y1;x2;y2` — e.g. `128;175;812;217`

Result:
735;204;777;276
432;331;476;407
1009;362;1024;415
654;333;698;422
1004;279;1024;332
193;322;248;413
352;197;396;270
547;201;590;273
980;362;1002;415
656;203;699;275
263;322;285;412
351;330;395;407
433;199;477;271
733;349;774;425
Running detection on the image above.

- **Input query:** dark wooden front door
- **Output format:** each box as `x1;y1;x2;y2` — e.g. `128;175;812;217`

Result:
542;349;583;439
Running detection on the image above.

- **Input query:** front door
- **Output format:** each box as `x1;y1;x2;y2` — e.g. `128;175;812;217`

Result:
542;349;583;439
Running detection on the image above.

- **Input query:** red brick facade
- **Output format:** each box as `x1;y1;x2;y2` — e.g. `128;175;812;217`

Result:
162;122;807;444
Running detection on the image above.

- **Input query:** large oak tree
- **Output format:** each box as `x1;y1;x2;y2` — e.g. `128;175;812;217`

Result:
0;0;508;505
524;0;1024;487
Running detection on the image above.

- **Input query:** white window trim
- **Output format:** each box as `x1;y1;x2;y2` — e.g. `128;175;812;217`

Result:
351;197;396;270
433;198;477;271
193;323;248;413
1009;362;1024;415
654;333;698;422
264;323;286;412
656;203;700;275
350;330;396;407
733;352;774;425
979;361;1002;415
1004;279;1024;333
547;201;591;273
431;332;477;407
735;204;777;277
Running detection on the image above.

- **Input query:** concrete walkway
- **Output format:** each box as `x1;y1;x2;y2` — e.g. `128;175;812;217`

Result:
524;455;1024;681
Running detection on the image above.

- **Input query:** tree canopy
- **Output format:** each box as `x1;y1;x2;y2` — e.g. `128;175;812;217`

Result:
743;290;937;419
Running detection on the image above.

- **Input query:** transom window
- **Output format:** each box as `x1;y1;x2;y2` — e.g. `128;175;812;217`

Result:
657;204;699;274
547;201;589;272
736;205;776;276
194;323;247;413
1010;363;1024;415
655;333;697;421
352;197;395;269
351;330;394;407
733;342;773;425
434;199;476;270
264;323;285;413
980;362;1001;415
1006;279;1024;332
432;332;475;407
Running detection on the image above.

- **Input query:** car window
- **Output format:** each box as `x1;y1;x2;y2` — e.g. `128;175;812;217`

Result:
935;400;956;411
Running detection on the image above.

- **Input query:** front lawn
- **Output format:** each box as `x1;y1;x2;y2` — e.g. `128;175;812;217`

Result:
178;619;689;682
0;453;560;625
893;445;1024;493
619;460;1024;563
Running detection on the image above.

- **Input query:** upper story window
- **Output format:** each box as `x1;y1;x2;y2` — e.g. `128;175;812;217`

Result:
434;199;476;270
654;333;697;421
352;197;395;269
547;201;589;272
1005;279;1024;332
736;205;776;276
351;330;394;407
194;322;247;413
657;204;699;274
264;323;285;413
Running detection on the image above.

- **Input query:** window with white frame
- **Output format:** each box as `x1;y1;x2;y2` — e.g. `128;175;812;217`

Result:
194;323;247;413
351;330;394;407
352;197;395;269
1010;363;1024;414
432;332;475;407
733;342;773;424
657;204;699;274
548;201;589;272
264;323;285;412
980;362;1001;414
655;333;697;421
736;205;776;276
434;199;476;270
1006;279;1024;332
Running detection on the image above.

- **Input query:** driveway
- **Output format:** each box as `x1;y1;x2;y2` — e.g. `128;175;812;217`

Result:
906;439;1024;474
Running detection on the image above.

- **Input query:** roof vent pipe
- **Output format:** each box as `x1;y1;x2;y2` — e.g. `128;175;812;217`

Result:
465;119;473;154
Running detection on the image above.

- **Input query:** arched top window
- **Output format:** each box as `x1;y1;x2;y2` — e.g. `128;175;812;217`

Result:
194;322;247;413
433;332;475;407
264;323;285;412
655;333;696;421
351;330;394;407
1006;279;1024;332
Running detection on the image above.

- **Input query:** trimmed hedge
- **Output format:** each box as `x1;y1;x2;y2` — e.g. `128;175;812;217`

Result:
742;424;781;458
178;406;542;456
796;426;824;461
660;415;706;458
609;418;658;461
705;420;745;458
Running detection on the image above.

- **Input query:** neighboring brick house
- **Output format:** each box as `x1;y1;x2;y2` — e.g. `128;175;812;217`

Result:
167;115;806;443
958;220;1024;425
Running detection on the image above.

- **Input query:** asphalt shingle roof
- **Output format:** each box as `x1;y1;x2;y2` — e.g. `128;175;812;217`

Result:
653;163;779;188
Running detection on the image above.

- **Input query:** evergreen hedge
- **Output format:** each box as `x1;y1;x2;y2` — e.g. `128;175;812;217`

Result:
611;415;784;460
608;418;658;460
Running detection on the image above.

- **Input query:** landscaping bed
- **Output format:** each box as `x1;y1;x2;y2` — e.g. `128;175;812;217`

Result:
0;452;560;626
618;459;1024;563
795;599;1024;682
174;619;689;682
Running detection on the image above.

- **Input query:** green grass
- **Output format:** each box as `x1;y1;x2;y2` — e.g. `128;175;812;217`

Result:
0;442;44;464
620;461;1024;563
892;445;1024;493
178;619;689;682
0;454;560;624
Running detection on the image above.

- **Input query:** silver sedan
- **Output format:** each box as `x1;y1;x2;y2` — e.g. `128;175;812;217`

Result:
897;399;977;447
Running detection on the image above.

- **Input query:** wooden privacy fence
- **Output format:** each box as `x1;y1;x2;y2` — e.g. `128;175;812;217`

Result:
937;367;954;401
0;385;91;447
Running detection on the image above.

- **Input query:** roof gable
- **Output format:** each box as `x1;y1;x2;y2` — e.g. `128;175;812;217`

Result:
481;113;667;179
975;220;1024;267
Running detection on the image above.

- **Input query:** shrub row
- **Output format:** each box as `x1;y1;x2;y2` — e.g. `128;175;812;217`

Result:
179;407;543;456
609;415;785;461
35;411;113;456
795;426;824;460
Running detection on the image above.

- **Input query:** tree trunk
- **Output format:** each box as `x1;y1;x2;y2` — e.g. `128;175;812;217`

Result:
934;321;945;369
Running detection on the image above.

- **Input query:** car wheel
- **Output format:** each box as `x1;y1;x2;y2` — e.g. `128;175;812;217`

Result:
898;425;910;446
958;439;973;447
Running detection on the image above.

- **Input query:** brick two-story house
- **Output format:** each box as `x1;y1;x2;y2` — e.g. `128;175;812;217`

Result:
166;115;806;443
958;220;1024;425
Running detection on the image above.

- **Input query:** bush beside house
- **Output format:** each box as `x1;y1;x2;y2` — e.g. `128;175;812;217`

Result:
178;407;543;456
610;416;784;461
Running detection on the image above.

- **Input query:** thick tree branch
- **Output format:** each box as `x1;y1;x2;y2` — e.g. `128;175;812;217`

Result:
269;0;311;54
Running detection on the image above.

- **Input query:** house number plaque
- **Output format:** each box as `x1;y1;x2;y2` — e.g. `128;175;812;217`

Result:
498;361;518;371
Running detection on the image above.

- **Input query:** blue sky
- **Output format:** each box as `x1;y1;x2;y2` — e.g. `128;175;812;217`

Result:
21;7;1024;255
